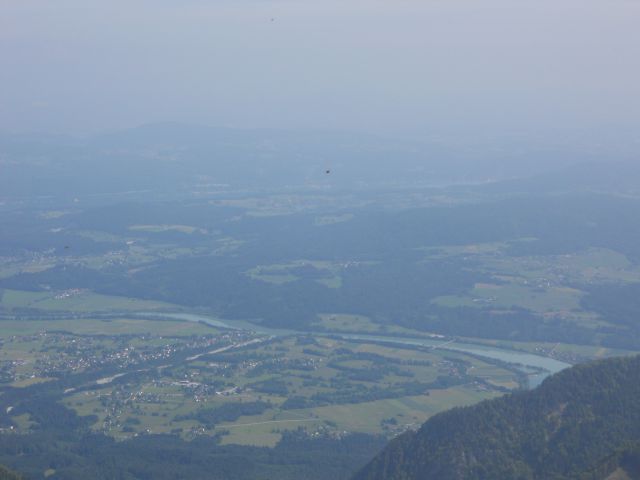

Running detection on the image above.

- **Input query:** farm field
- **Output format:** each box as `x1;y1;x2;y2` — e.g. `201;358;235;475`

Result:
0;288;177;313
46;331;521;444
3;187;640;460
0;317;217;337
2;314;522;446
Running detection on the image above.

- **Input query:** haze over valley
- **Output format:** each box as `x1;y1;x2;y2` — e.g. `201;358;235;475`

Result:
1;0;640;478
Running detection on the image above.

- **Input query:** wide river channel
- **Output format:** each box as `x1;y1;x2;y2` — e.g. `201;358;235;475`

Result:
138;312;571;389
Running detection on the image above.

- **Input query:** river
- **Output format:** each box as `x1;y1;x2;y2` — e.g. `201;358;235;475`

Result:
137;312;571;388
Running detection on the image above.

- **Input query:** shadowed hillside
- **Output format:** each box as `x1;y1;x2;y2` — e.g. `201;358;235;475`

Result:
354;355;640;480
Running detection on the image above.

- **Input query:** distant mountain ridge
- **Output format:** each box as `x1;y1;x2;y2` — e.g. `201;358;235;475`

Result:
0;123;447;200
353;355;640;480
480;160;640;196
0;123;609;201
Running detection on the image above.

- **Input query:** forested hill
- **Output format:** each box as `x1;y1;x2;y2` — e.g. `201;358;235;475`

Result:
353;355;640;480
0;465;21;480
584;447;640;480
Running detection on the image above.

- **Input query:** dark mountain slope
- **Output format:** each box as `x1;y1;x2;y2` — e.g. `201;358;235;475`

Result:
576;447;640;480
354;355;640;480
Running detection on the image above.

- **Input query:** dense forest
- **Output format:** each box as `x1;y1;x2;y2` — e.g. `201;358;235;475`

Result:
4;192;640;348
353;355;640;480
0;429;385;480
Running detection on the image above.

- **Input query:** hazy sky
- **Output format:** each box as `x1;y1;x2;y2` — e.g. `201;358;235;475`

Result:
1;0;639;136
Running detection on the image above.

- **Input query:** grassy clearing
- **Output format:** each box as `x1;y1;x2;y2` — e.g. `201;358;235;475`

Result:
433;283;584;314
421;242;507;258
247;260;371;288
481;248;640;285
315;276;342;288
0;263;56;279
426;244;639;285
75;230;128;243
314;314;379;333
11;377;55;388
0;288;176;313
305;387;498;433
0;337;45;368
217;409;322;447
250;274;299;285
247;264;300;285
0;318;215;338
10;413;34;431
128;224;207;234
313;313;435;337
428;247;640;332
313;214;354;226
